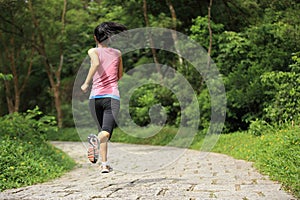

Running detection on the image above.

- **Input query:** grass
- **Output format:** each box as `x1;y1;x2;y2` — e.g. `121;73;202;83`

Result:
48;124;299;198
47;126;195;147
202;127;300;198
47;127;81;141
0;137;76;191
0;109;76;192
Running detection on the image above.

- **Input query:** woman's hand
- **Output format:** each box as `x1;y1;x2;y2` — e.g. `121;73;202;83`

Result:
81;83;89;93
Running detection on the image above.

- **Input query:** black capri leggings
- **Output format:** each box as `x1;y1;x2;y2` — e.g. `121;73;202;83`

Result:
89;98;120;140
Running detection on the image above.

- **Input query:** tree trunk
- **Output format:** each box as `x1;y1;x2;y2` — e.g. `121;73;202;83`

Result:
54;0;67;128
2;37;15;114
0;30;33;113
165;0;183;65
10;38;21;113
142;0;162;77
207;0;213;69
28;0;66;128
3;80;14;114
53;84;63;128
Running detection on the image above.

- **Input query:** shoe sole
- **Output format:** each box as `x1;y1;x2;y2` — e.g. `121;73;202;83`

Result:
87;134;99;163
101;166;113;173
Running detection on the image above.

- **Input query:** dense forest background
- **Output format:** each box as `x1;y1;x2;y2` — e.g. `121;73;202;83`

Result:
0;0;299;132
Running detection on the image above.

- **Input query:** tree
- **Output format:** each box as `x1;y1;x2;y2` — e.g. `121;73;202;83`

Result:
27;0;67;128
165;0;183;65
0;0;298;132
207;0;213;69
142;0;161;77
0;0;35;113
190;0;300;131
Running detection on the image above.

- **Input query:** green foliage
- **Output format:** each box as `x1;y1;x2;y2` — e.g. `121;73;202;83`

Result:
248;119;274;136
290;52;300;73
127;83;177;127
61;104;75;127
54;125;195;148
190;16;224;55
129;84;159;126
261;54;300;124
118;69;180;127
0;108;75;191
46;127;80;141
189;12;299;131
0;73;13;81
254;129;300;198
210;125;300;198
0;107;57;142
0;0;299;132
0;137;75;191
111;126;187;147
94;0;143;29
1;2;299;194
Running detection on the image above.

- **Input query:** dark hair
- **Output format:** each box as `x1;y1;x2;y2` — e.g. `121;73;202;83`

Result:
94;22;127;43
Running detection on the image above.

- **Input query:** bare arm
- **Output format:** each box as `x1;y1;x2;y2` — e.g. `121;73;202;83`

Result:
81;48;100;93
118;55;123;80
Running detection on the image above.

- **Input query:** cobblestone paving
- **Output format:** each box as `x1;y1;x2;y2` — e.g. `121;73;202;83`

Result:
0;142;296;200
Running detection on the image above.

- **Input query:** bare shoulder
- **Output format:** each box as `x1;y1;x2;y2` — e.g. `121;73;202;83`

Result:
88;48;98;55
114;49;122;56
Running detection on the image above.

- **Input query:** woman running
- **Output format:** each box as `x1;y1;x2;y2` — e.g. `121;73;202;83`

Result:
81;22;127;173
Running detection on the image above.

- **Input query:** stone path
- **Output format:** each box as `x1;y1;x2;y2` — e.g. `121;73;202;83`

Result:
0;141;296;200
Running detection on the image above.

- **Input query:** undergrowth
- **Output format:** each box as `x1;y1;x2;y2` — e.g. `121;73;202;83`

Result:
0;107;76;191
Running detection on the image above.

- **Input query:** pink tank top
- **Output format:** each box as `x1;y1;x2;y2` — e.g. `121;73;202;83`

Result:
89;47;120;99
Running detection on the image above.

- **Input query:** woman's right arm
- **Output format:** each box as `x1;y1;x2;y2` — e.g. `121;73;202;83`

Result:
81;48;100;93
118;54;123;80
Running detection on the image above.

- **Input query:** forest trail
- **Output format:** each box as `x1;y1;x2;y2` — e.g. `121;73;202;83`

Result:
0;141;296;200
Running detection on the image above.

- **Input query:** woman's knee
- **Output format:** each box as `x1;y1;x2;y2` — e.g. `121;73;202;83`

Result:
98;131;110;142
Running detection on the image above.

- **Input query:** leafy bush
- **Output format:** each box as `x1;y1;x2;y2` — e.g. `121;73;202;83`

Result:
0;106;57;142
119;72;180;127
248;119;274;136
0;107;76;191
261;53;300;124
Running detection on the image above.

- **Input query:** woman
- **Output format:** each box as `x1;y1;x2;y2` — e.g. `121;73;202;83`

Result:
81;22;127;173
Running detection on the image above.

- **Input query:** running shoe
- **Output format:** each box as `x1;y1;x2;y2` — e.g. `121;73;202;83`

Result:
87;134;100;163
100;165;113;173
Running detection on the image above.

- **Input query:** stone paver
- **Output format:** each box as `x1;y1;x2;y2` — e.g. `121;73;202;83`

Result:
0;141;296;200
